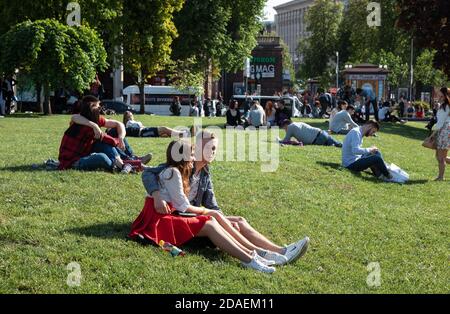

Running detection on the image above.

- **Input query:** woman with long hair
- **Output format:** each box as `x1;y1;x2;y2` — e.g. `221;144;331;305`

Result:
432;87;450;181
265;101;276;127
129;140;284;273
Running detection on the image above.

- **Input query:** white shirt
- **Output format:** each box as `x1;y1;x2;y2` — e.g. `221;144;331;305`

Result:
378;107;389;121
188;172;201;202
330;110;358;133
434;105;450;130
158;168;191;213
126;120;144;129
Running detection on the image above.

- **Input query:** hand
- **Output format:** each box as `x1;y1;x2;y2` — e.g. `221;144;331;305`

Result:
91;123;103;140
153;194;171;215
117;138;126;151
370;146;379;154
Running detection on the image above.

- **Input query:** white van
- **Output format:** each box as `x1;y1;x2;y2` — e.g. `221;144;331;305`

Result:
123;85;197;116
231;95;303;118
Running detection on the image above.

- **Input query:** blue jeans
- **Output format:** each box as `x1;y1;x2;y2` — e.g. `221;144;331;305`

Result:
74;153;113;171
347;151;389;177
106;129;135;159
92;141;120;164
314;131;342;147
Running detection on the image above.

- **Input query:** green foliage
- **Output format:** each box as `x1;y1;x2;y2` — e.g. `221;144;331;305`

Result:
297;0;343;82
281;40;295;84
167;57;205;96
369;50;408;88
412;100;430;112
0;19;107;113
414;49;449;87
120;0;183;113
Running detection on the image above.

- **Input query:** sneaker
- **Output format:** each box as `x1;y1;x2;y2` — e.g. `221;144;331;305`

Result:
284;237;310;263
254;253;276;266
121;163;133;174
378;174;395;183
241;251;276;273
259;250;288;266
140;153;153;165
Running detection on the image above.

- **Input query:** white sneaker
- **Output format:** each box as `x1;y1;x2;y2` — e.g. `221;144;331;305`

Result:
241;253;276;273
284;237;310;263
121;163;133;174
259;250;289;266
254;254;276;266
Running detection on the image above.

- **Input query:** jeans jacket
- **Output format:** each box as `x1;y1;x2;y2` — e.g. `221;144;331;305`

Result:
142;163;221;211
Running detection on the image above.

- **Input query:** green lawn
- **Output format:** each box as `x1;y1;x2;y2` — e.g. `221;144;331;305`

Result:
0;114;448;294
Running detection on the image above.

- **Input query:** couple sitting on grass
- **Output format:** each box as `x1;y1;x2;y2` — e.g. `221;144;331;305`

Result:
57;96;186;173
129;131;310;273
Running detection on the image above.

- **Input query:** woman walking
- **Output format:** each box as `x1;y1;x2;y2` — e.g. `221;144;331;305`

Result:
433;87;450;181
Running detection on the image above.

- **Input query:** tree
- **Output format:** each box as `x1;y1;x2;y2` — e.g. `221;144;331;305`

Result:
414;49;449;87
297;0;343;82
0;19;107;114
369;49;408;89
171;0;265;94
396;0;450;76
120;0;183;113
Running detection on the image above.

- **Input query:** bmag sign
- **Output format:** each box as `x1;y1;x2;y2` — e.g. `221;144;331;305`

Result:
250;57;276;78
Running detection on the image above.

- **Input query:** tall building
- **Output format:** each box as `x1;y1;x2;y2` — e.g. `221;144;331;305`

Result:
274;0;314;70
274;0;347;70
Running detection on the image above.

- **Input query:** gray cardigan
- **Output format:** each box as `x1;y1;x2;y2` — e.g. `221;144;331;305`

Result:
142;163;221;211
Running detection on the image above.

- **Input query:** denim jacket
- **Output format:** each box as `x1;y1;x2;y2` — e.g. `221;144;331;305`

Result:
142;163;221;211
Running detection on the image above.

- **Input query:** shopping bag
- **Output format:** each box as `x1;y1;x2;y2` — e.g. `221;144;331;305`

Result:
387;163;409;184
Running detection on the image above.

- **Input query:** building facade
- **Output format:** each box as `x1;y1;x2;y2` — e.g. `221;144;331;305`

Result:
274;0;314;70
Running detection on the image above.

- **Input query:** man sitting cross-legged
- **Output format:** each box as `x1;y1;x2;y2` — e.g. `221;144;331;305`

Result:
141;130;310;265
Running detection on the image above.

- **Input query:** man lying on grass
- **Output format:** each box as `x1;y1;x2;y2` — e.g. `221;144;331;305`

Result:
137;131;310;272
342;120;395;182
279;119;342;147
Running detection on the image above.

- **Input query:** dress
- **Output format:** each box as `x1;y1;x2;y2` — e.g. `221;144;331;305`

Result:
436;120;450;150
129;197;211;247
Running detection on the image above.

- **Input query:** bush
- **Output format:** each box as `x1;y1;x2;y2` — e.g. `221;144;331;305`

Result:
413;100;431;112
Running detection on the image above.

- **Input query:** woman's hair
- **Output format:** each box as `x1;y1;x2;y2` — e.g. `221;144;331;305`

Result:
123;111;133;125
80;95;100;124
440;87;450;111
265;101;274;116
166;140;193;196
337;100;348;111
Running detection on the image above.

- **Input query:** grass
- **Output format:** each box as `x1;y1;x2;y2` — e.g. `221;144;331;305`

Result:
0;113;448;294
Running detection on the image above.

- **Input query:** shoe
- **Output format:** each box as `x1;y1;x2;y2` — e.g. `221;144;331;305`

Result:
378;174;396;183
284;237;310;263
259;250;288;266
121;163;133;174
140;153;153;165
241;252;276;273
254;253;276;266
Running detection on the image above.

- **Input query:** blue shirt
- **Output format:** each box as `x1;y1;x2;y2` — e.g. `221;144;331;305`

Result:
361;88;376;101
342;127;370;167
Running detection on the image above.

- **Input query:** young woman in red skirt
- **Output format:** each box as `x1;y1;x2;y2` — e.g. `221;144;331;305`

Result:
129;140;276;273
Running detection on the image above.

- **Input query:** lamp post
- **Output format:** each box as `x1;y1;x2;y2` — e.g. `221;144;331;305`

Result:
336;51;339;90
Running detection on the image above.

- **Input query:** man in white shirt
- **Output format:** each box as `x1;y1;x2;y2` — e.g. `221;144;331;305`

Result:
342;120;393;181
330;105;359;134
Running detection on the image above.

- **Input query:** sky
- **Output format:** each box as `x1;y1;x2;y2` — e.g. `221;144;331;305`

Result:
264;0;293;21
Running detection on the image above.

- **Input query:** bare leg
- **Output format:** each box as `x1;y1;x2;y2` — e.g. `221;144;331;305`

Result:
212;213;266;252
158;126;184;137
196;219;253;262
436;149;448;180
227;216;285;254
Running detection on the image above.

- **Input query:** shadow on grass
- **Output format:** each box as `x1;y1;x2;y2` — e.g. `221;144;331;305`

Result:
0;165;48;172
67;222;130;240
316;161;429;185
67;222;225;261
3;113;45;119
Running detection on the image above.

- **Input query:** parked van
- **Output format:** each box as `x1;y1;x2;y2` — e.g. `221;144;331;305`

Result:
231;95;303;118
123;85;196;116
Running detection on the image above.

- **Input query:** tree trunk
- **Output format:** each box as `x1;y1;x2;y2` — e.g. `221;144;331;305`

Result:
43;83;52;115
139;81;145;114
36;83;43;113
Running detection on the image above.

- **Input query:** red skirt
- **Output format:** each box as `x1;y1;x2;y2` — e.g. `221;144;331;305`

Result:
129;197;211;247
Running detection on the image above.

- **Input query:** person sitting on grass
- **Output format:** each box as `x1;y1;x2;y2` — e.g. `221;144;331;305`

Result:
122;111;190;138
378;103;406;124
342;120;394;182
247;101;266;128
137;132;310;271
58;95;131;172
225;101;242;127
275;101;291;126
329;100;348;124
279;119;342;147
329;104;359;135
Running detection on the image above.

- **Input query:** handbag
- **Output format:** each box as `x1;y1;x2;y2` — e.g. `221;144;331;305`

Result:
422;133;437;150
